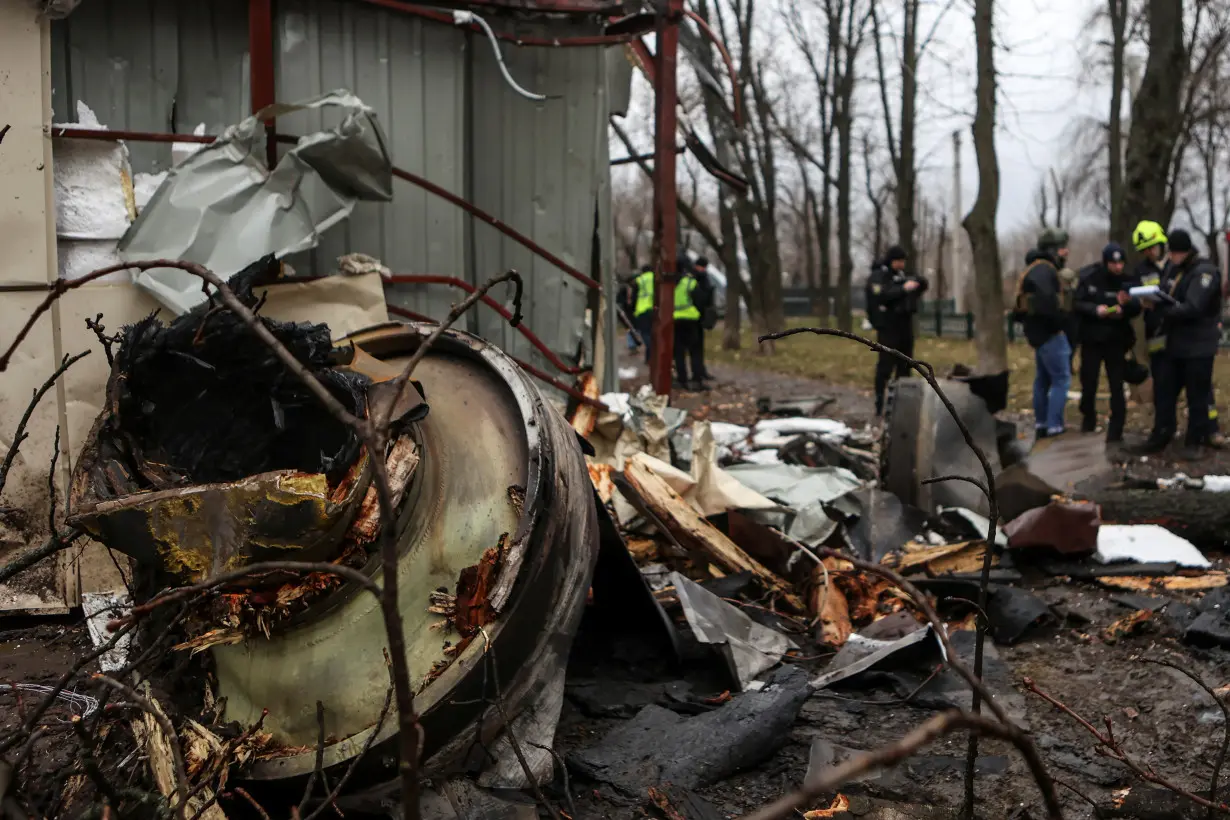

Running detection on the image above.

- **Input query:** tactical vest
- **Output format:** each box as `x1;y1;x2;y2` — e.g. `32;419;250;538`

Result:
634;271;655;317
674;275;700;321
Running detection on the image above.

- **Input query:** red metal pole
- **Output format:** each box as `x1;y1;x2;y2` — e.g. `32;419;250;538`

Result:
650;0;683;396
249;0;277;168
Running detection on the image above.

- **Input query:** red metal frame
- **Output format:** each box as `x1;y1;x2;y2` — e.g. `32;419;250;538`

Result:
355;0;653;44
386;305;605;409
650;0;684;395
385;163;602;292
51;128;216;143
354;0;624;18
384;274;582;374
249;0;277;167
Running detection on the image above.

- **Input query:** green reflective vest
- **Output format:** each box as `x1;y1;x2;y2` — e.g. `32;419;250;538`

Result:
674;275;700;321
634;271;655;317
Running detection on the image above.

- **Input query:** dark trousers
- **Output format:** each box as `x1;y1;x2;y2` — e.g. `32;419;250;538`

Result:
695;327;711;380
1079;343;1128;439
874;327;914;416
635;313;654;365
674;319;703;384
1154;354;1215;445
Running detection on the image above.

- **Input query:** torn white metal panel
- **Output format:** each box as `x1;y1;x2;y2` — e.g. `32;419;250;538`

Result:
118;91;393;314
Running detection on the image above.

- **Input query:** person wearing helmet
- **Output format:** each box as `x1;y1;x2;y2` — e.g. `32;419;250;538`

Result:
1073;242;1141;442
1014;228;1073;438
1138;229;1223;458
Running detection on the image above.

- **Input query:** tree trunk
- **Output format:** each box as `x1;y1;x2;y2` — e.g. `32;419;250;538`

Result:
812;189;833;323
802;178;819;317
963;0;1008;375
1123;0;1187;231
935;214;947;302
836;104;855;332
1108;0;1128;241
719;193;744;349
896;0;919;262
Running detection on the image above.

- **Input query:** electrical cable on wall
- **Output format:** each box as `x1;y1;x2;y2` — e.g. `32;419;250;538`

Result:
452;10;548;102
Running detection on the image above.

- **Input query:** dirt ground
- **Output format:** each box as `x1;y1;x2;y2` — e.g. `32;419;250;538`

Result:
4;355;1230;819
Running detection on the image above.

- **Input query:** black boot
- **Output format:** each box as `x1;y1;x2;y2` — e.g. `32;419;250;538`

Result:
1130;431;1172;455
1176;442;1207;462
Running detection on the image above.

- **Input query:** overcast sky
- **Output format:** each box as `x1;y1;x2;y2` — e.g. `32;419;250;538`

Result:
614;0;1115;239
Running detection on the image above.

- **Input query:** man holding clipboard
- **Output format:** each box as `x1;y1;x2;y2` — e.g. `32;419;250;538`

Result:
1135;229;1223;458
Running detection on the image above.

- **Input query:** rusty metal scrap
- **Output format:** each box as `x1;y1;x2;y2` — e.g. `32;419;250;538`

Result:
1004;500;1101;556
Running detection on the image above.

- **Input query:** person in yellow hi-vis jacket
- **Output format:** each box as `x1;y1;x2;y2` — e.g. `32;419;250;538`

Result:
673;263;705;390
633;264;655;365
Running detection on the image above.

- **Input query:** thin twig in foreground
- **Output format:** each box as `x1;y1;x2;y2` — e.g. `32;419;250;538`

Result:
1024;676;1230;815
478;628;562;819
109;561;381;631
761;326;1001;820
0;529;84;589
368;269;523;818
298;701;326;817
0;351;89;496
231;787;271;820
0;618;133;756
302;685;394;820
736;710;1063;820
1138;658;1230;820
92;675;190;820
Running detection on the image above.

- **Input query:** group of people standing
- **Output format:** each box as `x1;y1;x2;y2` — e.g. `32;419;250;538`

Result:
623;254;717;390
1016;221;1225;458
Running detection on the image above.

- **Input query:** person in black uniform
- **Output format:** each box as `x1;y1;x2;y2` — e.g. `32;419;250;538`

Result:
1073;242;1140;442
866;245;928;417
1139;229;1223;458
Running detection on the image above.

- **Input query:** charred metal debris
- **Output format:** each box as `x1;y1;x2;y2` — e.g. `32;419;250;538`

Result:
8;268;1230;820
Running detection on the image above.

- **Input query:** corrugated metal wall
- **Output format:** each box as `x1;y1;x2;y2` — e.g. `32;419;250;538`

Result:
49;0;610;376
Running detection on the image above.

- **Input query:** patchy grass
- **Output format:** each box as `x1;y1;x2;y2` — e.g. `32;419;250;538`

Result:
706;317;1230;421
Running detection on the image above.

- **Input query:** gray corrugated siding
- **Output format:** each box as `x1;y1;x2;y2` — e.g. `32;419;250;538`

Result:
49;0;609;374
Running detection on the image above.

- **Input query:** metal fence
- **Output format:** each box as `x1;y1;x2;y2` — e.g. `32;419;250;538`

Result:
781;289;1230;347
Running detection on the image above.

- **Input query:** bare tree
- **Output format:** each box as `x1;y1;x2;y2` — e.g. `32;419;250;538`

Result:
1180;107;1230;268
868;0;953;265
779;0;869;331
963;0;1008;376
862;131;892;258
834;0;873;331
690;0;790;348
1108;0;1130;240
1123;0;1230;230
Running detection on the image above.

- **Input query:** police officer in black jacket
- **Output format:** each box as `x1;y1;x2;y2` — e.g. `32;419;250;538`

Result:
1140;230;1223;458
1073;242;1140;442
867;245;928;417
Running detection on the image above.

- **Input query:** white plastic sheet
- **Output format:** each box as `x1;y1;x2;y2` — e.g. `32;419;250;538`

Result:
1094;524;1211;569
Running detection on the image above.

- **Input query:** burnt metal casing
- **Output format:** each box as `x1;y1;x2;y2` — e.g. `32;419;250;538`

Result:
223;323;599;780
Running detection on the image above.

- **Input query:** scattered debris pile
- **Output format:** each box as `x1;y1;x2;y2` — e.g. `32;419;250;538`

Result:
8;310;1230;820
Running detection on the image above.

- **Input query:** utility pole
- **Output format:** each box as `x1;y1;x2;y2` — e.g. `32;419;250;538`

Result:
649;0;683;396
951;129;963;312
